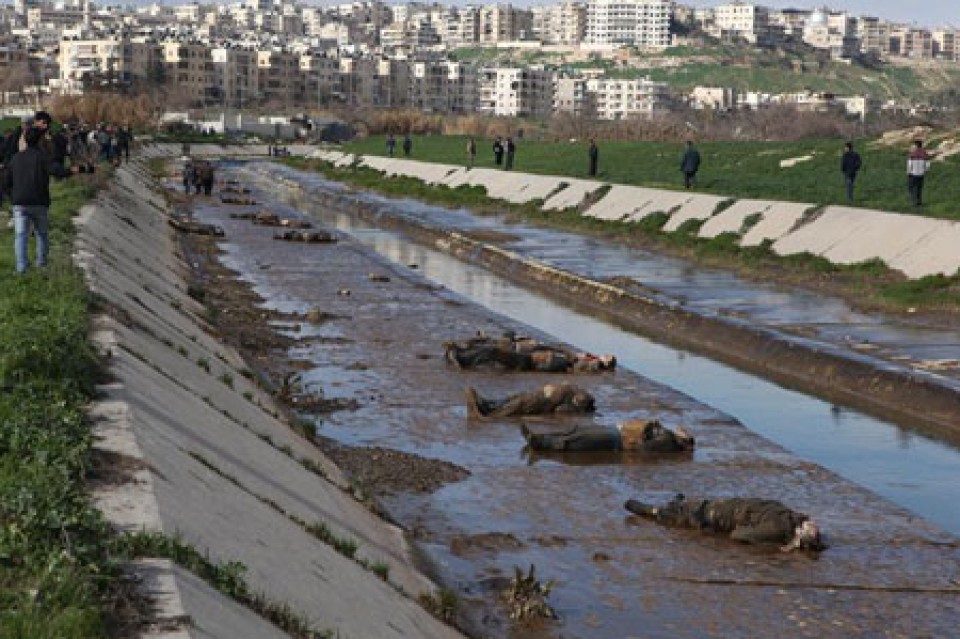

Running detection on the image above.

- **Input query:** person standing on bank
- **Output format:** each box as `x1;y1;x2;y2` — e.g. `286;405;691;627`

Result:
493;136;504;166
504;137;516;171
907;139;931;207
840;142;863;203
588;139;599;177
386;134;396;157
402;134;412;158
4;126;77;274
680;140;701;189
466;136;477;167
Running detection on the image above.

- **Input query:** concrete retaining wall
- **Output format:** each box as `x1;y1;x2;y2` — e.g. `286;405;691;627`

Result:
336;152;960;279
80;156;465;639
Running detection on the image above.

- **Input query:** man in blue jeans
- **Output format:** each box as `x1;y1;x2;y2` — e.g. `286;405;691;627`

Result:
4;127;75;273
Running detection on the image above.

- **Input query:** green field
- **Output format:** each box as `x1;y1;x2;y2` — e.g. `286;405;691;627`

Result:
343;134;960;219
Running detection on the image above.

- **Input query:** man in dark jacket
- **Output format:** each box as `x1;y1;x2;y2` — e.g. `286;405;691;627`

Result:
32;111;68;168
588;139;599;177
5;127;75;273
841;142;862;202
680;141;701;189
493;137;504;165
625;494;824;552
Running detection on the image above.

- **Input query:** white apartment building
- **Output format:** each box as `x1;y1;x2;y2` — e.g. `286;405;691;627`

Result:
554;76;592;114
442;6;480;46
713;2;769;43
585;76;670;119
584;0;671;49
531;2;586;45
408;59;477;112
933;29;959;61
803;10;858;59
478;66;554;117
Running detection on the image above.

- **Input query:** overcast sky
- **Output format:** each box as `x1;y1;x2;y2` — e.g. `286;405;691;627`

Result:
684;1;957;28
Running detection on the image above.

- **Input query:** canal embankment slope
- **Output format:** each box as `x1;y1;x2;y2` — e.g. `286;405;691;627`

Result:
77;157;466;638
308;150;960;280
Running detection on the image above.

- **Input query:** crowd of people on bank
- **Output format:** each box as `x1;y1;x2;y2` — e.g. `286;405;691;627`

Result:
0;111;134;274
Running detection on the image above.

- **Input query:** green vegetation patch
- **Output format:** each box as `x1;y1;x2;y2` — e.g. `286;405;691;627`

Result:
343;134;960;219
0;178;120;639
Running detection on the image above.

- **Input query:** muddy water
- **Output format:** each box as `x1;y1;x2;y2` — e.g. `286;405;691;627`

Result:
242;165;960;537
193;167;960;638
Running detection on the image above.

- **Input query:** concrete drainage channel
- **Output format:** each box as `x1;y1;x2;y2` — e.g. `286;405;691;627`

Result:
151;158;960;637
77;160;466;638
238;162;960;536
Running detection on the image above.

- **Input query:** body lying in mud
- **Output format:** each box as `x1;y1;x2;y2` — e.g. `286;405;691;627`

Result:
523;419;695;453
466;382;595;419
625;494;824;552
446;333;616;373
220;193;257;205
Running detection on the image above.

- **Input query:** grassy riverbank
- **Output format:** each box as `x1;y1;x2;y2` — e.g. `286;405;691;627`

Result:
0;178;125;637
343;134;960;219
282;156;960;314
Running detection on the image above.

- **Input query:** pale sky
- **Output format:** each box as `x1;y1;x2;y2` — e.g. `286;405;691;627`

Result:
684;1;958;28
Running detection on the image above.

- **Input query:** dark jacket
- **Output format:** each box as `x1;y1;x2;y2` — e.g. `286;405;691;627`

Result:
841;150;862;177
4;146;72;206
681;147;701;174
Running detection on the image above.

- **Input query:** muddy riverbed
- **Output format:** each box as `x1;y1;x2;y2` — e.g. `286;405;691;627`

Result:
172;169;960;638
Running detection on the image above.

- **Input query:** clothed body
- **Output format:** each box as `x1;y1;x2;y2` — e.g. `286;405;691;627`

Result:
466;383;595;419
624;494;823;551
493;138;504;165
504;138;516;170
588;141;599;177
445;334;615;373
524;420;694;453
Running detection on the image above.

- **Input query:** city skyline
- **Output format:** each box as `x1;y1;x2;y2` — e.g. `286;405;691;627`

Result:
683;0;956;27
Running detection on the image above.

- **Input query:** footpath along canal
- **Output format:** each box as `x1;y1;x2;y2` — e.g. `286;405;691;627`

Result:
185;161;958;638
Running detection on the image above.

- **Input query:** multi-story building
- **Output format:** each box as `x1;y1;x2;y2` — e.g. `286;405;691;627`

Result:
407;58;476;111
933;28;958;61
531;2;586;45
803;9;858;59
442;5;481;46
478;66;554;116
298;50;339;106
713;2;769;43
584;0;671;49
585;76;671;119
855;16;887;57
479;4;533;43
163;40;215;106
890;27;933;59
554;76;592;115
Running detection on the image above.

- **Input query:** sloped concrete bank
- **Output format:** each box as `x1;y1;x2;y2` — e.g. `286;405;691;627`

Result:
310;150;960;279
280;183;960;444
77;159;465;638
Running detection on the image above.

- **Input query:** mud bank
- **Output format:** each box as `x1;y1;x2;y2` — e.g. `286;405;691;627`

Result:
260;178;960;445
183;165;960;638
77;158;466;638
309;150;960;279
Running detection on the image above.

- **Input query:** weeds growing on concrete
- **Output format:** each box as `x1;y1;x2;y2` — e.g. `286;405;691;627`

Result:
118;531;333;639
418;588;458;623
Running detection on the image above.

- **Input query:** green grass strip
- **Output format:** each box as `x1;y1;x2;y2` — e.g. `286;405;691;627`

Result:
0;177;119;639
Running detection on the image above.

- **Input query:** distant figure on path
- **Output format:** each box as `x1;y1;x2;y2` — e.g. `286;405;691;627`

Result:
402;134;412;158
493;136;504;166
466;137;477;167
840;141;862;203
680;140;701;189
386;134;396;157
588;139;599;177
907;139;931;207
504;137;516;171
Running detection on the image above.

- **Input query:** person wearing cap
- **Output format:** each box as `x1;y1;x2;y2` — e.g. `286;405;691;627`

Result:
4;126;77;273
624;494;824;552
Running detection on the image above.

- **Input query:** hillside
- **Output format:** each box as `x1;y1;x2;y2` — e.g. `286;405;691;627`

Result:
450;43;960;103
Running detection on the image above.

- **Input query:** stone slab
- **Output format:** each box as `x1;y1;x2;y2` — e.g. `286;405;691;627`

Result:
662;193;727;232
740;201;814;246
